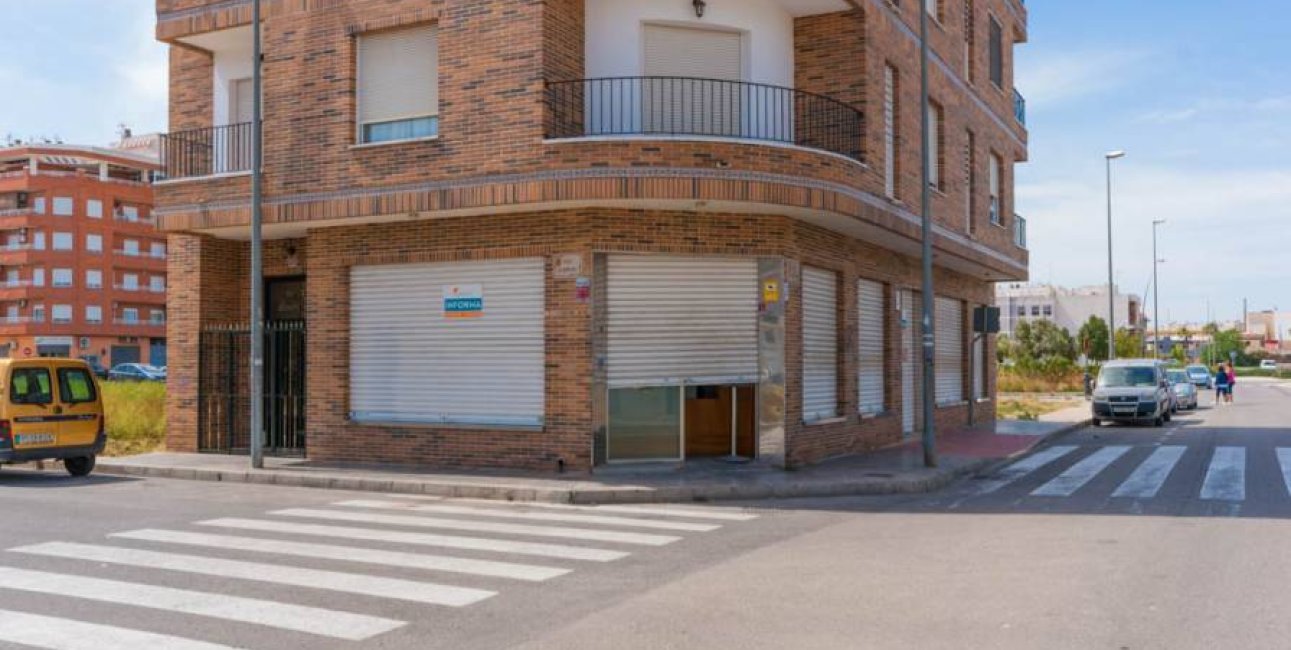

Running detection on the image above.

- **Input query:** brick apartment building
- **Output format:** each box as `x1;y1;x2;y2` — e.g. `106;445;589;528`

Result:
154;0;1029;471
0;144;167;368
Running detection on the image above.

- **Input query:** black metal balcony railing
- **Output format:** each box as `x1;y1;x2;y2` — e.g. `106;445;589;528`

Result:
160;122;254;180
1013;88;1027;126
545;77;864;162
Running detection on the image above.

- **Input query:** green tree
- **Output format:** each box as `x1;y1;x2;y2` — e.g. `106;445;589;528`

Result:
1115;328;1145;359
1078;316;1111;362
1209;328;1254;366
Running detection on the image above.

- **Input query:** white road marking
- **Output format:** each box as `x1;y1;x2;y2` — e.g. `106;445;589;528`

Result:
1276;448;1291;497
270;508;681;546
0;608;241;650
1200;447;1246;501
111;528;568;582
0;566;402;641
198;518;628;562
976;445;1080;494
10;542;495;607
411;497;761;522
1112;446;1187;499
334;500;722;532
1031;446;1131;497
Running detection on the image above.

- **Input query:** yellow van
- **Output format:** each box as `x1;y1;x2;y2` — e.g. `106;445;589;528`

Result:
0;358;105;476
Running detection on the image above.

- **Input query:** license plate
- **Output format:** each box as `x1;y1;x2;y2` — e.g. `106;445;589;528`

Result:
15;433;56;447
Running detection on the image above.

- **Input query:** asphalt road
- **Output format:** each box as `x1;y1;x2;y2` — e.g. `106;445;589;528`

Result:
1;378;1288;650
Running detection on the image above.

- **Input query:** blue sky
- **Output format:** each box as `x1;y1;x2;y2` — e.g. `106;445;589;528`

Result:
0;1;1285;326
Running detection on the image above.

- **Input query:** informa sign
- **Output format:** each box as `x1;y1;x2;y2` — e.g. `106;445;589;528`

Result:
443;284;484;319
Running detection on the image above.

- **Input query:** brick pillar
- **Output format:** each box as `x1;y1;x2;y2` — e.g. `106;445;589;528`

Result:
164;234;244;453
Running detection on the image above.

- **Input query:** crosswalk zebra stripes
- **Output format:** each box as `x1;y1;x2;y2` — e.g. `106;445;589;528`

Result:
0;495;759;649
981;444;1291;503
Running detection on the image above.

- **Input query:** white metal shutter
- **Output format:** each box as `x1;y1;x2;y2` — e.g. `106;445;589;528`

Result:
349;258;544;426
935;295;964;405
232;78;254;124
643;25;743;136
857;279;886;414
607;256;757;388
884;65;897;198
802;267;838;422
358;25;439;127
901;289;922;433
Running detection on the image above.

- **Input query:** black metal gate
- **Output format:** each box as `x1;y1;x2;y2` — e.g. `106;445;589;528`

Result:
198;321;306;455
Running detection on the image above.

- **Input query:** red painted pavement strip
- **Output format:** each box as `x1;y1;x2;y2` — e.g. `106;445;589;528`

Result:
890;429;1044;460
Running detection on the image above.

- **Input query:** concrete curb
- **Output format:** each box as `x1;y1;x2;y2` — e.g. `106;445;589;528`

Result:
84;456;999;505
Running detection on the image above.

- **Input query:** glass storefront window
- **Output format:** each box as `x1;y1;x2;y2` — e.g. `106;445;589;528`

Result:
608;386;682;461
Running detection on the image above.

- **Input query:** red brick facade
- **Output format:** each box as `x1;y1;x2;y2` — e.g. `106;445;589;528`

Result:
156;0;1027;471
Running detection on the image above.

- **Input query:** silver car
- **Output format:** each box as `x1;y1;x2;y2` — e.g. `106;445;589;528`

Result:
1166;368;1199;410
1092;359;1172;427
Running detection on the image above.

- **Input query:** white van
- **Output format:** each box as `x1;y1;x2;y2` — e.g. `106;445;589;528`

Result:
1091;359;1172;427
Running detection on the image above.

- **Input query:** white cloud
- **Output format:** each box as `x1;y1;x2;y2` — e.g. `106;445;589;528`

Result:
1017;48;1151;108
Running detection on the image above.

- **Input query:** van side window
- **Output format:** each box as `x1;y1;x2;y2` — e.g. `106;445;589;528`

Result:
57;368;97;404
10;368;53;405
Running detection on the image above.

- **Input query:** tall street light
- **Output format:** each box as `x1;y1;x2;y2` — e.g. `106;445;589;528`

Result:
249;0;265;469
918;0;936;467
1105;150;1126;360
1152;219;1166;359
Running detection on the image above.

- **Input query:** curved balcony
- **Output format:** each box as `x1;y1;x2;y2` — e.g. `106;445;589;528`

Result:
545;77;864;162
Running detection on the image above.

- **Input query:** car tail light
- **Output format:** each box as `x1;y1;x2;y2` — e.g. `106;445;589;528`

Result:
0;420;10;448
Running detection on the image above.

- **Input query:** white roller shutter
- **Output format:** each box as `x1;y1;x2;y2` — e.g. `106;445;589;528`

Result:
643;25;744;137
857;279;886;414
358;25;439;128
935;295;964;405
607;256;758;388
349;258;544;426
802;267;838;422
900;289;921;434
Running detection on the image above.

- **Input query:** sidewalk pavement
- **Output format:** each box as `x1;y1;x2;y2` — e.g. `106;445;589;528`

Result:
65;415;1089;505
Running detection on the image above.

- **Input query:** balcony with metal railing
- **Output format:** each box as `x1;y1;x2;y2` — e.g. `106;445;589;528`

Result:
159;122;255;181
545;77;865;162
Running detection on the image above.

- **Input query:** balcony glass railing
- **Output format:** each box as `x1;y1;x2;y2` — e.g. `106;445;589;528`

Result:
545;77;865;162
160;122;254;180
1013;89;1026;126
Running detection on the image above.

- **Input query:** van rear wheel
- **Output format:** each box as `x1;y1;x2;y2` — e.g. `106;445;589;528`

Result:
65;455;95;477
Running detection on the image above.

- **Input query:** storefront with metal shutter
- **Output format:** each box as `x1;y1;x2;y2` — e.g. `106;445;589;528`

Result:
935;295;964;406
857;279;886;415
899;289;922;435
349;258;545;426
605;255;759;463
802;267;838;422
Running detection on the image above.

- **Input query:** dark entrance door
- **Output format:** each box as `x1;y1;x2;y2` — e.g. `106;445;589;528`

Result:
110;345;140;365
683;385;756;458
197;277;306;456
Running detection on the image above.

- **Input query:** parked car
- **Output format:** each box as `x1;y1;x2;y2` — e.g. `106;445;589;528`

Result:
0;358;104;476
1166;369;1199;410
1260;360;1279;371
79;355;109;379
1091;359;1172;427
1185;364;1214;389
107;363;166;382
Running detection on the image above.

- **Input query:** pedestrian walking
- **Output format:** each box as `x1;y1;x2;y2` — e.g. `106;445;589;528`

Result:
1227;363;1237;404
1214;363;1231;406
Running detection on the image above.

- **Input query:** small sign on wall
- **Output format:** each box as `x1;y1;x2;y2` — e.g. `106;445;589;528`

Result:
554;254;583;279
575;277;591;303
443;284;484;319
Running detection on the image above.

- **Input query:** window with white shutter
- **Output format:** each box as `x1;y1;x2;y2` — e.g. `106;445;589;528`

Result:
358;25;439;144
989;152;1002;225
934;296;964;405
802;267;839;422
857;279;886;414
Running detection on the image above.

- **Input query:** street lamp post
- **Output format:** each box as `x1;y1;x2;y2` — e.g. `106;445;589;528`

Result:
249;0;265;469
1152;219;1166;359
1105;151;1126;361
918;0;936;467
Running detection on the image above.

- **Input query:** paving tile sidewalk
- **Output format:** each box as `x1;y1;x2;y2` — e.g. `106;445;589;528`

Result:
51;417;1088;504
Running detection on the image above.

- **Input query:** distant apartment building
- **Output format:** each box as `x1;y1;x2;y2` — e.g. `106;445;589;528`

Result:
154;0;1030;470
1245;310;1291;355
996;283;1143;337
0;143;166;368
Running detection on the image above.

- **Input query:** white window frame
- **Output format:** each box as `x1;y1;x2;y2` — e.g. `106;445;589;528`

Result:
32;268;44;287
85;305;103;325
122;307;139;324
86;199;103;219
52;197;74;216
150;309;166;325
928;101;942;190
150;242;166;259
884;64;898;200
52;304;73;324
52;268;73;288
149;275;165;293
123;273;140;291
989;152;1002;225
52;232;73;251
32;231;45;250
86;269;102;289
123;239;140;256
86;233;103;253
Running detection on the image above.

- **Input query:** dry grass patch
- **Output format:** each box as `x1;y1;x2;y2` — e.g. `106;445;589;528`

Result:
101;381;165;457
